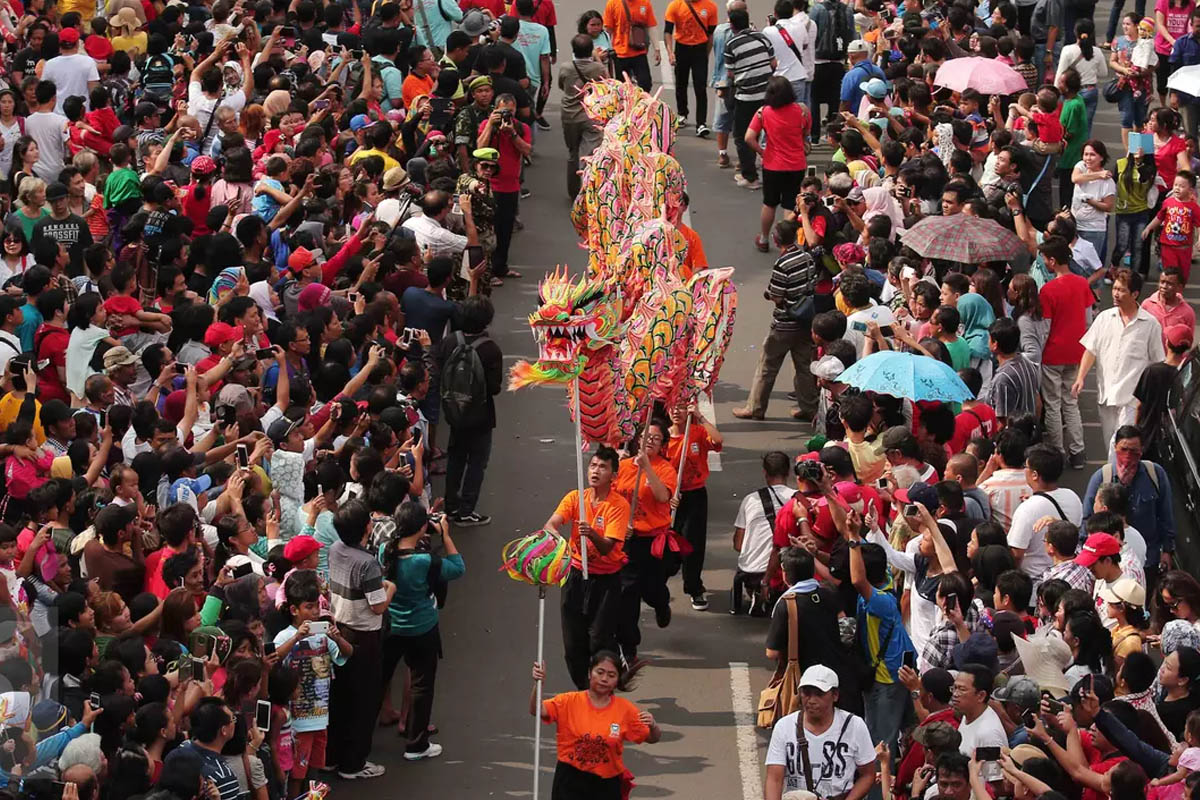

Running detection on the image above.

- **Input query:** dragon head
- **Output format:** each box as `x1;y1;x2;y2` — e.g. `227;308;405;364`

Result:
509;267;622;389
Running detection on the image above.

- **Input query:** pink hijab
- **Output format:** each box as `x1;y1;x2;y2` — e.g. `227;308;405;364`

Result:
862;187;905;240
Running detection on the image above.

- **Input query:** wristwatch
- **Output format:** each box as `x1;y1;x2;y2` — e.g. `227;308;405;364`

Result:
847;538;862;549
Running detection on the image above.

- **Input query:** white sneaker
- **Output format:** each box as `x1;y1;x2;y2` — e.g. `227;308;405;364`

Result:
338;762;386;779
404;743;444;761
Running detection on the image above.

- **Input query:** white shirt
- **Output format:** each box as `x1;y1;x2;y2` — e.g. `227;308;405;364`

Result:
1008;487;1083;581
1123;525;1148;566
1070;163;1116;233
187;81;247;152
1080;306;1166;406
735;484;795;572
41;52;100;114
65;325;108;398
1071;237;1103;277
25;111;69;182
0;330;20;375
402;212;468;259
0;118;22;179
766;709;876;797
958;706;1008;757
1055;44;1108;87
763;15;815;82
844;304;896;358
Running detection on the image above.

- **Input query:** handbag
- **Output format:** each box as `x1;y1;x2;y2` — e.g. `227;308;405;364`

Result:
757;594;803;728
621;0;649;52
1102;77;1123;103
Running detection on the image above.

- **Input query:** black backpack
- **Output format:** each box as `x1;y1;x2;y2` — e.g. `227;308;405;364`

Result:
814;0;854;61
440;331;490;429
141;53;175;102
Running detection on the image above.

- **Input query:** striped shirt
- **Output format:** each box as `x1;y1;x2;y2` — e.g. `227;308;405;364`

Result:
1044;558;1095;594
979;467;1032;532
328;540;388;632
987;354;1040;420
725;29;774;101
769;246;819;331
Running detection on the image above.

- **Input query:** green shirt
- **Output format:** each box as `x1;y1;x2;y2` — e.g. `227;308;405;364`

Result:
944;335;970;371
103;167;143;209
1060;95;1088;167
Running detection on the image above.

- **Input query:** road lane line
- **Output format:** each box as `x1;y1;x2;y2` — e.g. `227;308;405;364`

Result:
729;661;762;800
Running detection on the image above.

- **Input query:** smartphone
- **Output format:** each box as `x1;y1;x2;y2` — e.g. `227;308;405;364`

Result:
88;692;101;708
1042;692;1064;714
220;405;237;426
178;657;193;681
190;632;209;659
975;746;1001;761
192;657;207;677
255;699;271;731
263;641;276;657
767;13;777;24
944;594;957;613
806;166;816;178
904;503;919;517
10;357;28;392
1022;710;1037;729
348;291;359;304
255;347;275;360
349;49;364;59
236;443;250;469
279;25;295;37
875;478;888;489
902;651;916;670
1084;674;1094;694
850;320;868;332
879;325;895;337
98;409;107;428
231;561;253;579
411;428;422;448
174;362;187;375
308;620;329;635
312;99;330;110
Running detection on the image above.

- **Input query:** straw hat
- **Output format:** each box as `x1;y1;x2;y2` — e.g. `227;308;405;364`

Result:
1012;632;1072;695
111;6;141;32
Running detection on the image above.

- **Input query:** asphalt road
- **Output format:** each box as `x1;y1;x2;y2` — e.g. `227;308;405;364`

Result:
352;6;1200;797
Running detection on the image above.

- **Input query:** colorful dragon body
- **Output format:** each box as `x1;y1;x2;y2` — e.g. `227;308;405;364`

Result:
509;79;737;446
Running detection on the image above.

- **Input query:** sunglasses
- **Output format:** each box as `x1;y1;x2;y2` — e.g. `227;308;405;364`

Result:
1163;597;1183;610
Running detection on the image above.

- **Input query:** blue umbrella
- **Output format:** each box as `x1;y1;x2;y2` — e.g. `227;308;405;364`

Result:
836;351;973;402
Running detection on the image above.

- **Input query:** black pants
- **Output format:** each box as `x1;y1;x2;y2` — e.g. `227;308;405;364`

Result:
381;625;442;753
552;761;621;800
674;487;708;597
617;535;669;661
733;98;763;181
674;42;709;123
614;53;652;91
328;626;383;771
493;190;519;276
1018;2;1035;34
445;425;492;516
730;569;765;615
811;62;845;140
1056;168;1076;210
561;568;622;689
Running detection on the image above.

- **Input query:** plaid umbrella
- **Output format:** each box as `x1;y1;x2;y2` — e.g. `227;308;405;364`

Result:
898;213;1026;264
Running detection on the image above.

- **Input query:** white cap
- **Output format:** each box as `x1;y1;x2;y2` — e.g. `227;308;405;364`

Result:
847;39;870;54
799;664;839;692
810;355;845;381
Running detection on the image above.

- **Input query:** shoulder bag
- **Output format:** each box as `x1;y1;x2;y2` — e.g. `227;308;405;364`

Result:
683;0;711;41
1033;490;1069;521
622;0;650;52
757;593;803;728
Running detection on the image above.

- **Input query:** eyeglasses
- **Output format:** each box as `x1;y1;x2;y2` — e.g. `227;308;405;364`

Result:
1163;596;1183;610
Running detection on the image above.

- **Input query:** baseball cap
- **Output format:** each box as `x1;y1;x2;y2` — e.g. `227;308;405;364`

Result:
1075;532;1122;567
204;322;244;348
799;664;839;692
283;534;323;562
1098;576;1147;607
58;27;80;45
225;554;261;576
134;101;160;122
298;283;332;312
993;675;1040;711
349;114;371;132
894;481;937;508
911;720;961;750
288;247;316;273
113;124;137;144
267;416;303;446
168;474;214;511
847;39;869;54
846;186;866;204
809;355;845;381
860;77;889;99
881;425;917;452
39;398;72;427
461;8;489;36
1010;743;1047;766
103;345;139;371
951;631;999;672
31;700;69;738
45;182;68;201
191;155;218;176
1166;324;1194;348
382;166;411;191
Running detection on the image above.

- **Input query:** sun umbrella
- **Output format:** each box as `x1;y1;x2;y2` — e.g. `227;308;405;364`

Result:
898;213;1026;264
934;57;1029;95
836;351;974;402
1167;64;1200;97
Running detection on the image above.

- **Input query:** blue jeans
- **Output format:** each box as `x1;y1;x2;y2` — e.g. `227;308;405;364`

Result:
1033;41;1063;85
1080;86;1099;133
790;79;811;108
1107;0;1148;42
1078;227;1108;267
1113;210;1149;271
1118;89;1149;129
864;679;912;757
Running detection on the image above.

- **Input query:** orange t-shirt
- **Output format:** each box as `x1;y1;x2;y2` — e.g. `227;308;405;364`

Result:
664;0;717;45
666;424;720;491
603;0;657;58
553;488;631;574
543;691;650;779
402;73;435;111
613;456;676;534
677;223;707;280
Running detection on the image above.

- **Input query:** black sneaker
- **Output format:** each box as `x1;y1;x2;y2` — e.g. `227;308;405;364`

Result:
536;116;551;131
520;187;532;199
655;602;672;628
690;593;709;611
1069;451;1087;469
453;512;492;527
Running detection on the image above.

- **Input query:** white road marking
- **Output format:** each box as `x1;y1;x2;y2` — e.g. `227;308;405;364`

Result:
729;661;763;800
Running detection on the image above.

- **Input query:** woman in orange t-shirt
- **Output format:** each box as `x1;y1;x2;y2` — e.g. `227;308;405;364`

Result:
531;653;661;799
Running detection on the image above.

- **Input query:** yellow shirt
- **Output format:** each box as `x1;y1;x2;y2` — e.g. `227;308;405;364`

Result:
110;32;148;55
0;394;46;444
348;147;401;172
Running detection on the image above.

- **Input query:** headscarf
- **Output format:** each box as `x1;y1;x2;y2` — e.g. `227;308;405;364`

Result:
253;129;283;162
249;280;279;323
224;574;264;620
263;90;291;117
207;266;243;305
957;292;995;360
862;186;905;239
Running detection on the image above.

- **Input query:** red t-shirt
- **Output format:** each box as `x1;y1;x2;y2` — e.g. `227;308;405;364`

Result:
948;403;998;454
507;0;557;27
480;118;531;194
1039;273;1094;366
1155;133;1188;187
104;294;143;337
748;103;810;173
1157;196;1200;249
35;324;70;404
181;184;213;236
460;0;505;13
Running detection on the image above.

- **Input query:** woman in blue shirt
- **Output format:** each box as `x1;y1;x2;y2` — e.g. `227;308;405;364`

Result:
379;503;465;760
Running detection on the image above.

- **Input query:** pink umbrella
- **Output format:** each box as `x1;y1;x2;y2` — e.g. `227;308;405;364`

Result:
934;57;1029;95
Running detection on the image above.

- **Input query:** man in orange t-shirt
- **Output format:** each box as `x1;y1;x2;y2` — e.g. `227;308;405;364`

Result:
675;191;709;280
664;0;717;131
401;47;438;110
545;446;631;689
613;418;676;662
665;403;722;610
602;0;660;90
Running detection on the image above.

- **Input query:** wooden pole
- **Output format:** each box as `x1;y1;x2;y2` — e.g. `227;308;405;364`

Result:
534;586;546;798
574;380;588;579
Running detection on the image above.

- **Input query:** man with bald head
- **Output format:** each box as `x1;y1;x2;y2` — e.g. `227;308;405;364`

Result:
61;765;99;800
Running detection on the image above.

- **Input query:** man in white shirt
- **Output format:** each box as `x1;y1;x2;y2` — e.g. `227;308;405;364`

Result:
1007;444;1082;582
1072;270;1166;451
401;190;481;260
187;39;252;154
40;27;99;114
952;664;1007;758
762;0;815;105
764;665;877;800
733;451;795;614
25;81;70;183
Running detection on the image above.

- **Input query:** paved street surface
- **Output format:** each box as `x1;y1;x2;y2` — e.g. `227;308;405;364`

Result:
357;5;1200;796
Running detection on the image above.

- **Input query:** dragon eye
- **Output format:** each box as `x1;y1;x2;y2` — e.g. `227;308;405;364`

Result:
575;288;603;308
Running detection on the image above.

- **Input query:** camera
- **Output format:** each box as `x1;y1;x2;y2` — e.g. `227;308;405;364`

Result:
499;108;513;123
794;459;825;483
801;192;818;206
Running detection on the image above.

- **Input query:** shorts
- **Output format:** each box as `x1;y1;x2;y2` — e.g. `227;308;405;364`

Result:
291;729;327;779
713;88;734;133
1161;243;1191;271
761;169;805;209
1118;90;1149;129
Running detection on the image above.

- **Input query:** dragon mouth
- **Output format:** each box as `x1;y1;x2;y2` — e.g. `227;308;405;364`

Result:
532;321;598;363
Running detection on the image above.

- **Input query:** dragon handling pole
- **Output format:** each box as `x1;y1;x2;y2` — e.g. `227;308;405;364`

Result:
534;585;546;798
574;379;588;579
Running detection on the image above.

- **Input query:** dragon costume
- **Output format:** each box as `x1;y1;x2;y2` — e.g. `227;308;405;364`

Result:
508;78;737;446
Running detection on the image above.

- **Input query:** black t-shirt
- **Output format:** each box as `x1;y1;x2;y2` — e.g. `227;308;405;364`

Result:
11;47;39;79
1158;692;1200;740
1135;361;1179;455
489;74;532;117
491;42;528;82
765;586;845;670
32;213;93;277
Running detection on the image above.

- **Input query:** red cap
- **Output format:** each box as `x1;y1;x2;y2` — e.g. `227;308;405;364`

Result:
59;27;80;45
84;34;113;61
283;535;322;563
1075;533;1122;567
203;322;244;348
1166;324;1194;349
287;247;316;273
